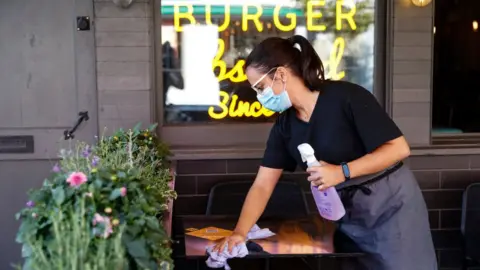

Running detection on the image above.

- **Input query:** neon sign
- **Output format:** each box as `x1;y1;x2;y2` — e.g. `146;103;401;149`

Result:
208;91;276;119
170;1;358;120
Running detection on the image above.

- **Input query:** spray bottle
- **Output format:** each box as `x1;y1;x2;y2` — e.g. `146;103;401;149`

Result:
297;143;346;221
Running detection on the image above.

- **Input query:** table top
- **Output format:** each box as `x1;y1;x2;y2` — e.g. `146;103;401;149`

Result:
175;215;364;259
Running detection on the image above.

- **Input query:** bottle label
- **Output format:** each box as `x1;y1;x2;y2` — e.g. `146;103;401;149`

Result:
311;185;336;219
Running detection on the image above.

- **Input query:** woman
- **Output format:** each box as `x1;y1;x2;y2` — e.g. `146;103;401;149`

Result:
212;35;437;270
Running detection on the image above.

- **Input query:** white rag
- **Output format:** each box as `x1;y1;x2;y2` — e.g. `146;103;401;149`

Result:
205;224;275;269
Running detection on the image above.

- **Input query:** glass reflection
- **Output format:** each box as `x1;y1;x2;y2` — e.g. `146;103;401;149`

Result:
161;0;375;124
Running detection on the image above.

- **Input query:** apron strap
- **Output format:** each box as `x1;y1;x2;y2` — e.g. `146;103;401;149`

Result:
338;162;404;209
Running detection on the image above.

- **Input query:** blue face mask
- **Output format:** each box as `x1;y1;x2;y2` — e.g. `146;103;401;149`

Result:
257;86;292;113
255;72;292;113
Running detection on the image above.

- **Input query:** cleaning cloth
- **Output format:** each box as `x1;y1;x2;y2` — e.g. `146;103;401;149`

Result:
205;224;275;269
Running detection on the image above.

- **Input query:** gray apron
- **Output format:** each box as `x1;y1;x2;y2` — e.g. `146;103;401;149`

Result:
334;163;437;270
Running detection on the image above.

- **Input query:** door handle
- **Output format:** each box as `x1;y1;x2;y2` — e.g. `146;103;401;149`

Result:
64;111;89;140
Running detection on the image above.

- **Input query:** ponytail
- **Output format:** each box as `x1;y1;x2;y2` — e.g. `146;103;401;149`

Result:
287;35;325;90
245;35;325;91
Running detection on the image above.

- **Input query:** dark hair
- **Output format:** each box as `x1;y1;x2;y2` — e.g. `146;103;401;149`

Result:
245;35;325;90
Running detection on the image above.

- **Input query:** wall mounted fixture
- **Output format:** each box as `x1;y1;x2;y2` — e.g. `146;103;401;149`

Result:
411;0;432;7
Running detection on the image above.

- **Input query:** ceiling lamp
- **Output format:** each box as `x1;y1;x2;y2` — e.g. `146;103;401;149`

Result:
411;0;432;7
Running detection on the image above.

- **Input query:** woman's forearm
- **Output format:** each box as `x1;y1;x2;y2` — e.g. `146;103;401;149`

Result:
233;184;273;237
349;136;410;179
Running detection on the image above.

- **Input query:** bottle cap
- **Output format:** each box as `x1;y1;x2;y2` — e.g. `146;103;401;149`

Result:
297;143;315;163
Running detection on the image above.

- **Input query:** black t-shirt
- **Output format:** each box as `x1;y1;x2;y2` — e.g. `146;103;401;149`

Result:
261;80;403;172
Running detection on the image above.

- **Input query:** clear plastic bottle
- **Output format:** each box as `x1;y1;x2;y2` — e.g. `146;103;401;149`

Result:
297;143;346;221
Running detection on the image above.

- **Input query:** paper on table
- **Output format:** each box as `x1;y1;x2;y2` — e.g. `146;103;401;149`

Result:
185;226;233;241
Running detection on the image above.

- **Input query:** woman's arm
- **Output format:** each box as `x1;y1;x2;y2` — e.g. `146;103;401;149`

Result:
348;136;410;179
212;166;282;253
233;166;283;237
338;84;410;181
307;136;410;190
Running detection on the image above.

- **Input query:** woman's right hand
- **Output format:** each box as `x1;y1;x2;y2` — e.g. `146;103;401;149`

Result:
212;232;247;254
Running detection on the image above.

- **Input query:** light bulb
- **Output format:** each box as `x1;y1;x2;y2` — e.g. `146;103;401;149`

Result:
473;20;478;32
411;0;432;7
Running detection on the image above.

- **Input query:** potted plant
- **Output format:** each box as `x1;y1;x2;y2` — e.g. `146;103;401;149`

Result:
15;124;177;270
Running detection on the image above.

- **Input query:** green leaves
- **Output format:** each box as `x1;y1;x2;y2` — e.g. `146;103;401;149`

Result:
42;179;51;187
21;244;32;258
125;238;148;258
133;122;143;134
148;123;158;132
124;235;160;270
117;171;127;179
19;199;127;270
52;187;65;205
127;224;142;236
15;123;175;270
93;178;103;189
16;221;36;244
109;188;123;200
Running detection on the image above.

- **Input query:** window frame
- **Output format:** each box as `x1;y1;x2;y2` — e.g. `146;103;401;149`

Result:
429;0;480;147
153;0;390;153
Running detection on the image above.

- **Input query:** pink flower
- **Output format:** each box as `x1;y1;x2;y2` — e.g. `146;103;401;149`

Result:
66;172;87;187
92;213;104;225
120;187;127;197
103;221;113;238
92;213;113;238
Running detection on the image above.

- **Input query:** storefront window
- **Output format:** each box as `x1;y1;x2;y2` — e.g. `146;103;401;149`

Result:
160;0;376;124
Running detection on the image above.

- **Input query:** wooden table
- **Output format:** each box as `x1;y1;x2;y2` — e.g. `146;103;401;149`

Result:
173;215;364;270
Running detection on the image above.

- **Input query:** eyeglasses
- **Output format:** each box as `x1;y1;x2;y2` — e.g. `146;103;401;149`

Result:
251;67;278;94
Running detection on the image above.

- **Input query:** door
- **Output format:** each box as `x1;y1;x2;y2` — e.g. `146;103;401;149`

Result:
0;0;97;267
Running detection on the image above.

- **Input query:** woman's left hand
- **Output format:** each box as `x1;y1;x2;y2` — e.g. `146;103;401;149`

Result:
306;161;346;191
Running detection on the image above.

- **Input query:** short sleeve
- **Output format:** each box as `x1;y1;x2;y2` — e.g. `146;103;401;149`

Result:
346;84;403;153
261;120;297;172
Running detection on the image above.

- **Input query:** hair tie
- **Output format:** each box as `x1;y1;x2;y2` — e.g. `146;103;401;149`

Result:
293;42;302;52
287;37;302;52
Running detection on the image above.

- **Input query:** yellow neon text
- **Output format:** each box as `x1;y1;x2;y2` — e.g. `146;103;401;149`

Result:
205;5;231;32
273;6;296;32
208;91;275;119
212;36;345;83
173;2;359;33
242;5;263;32
307;1;327;31
336;0;357;30
213;39;247;83
171;2;358;119
209;37;346;116
173;4;195;32
324;37;346;80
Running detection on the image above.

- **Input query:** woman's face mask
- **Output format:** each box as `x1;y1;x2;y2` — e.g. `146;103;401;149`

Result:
251;68;292;113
